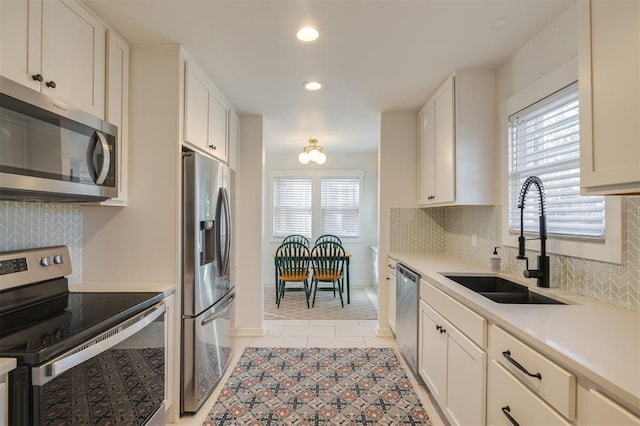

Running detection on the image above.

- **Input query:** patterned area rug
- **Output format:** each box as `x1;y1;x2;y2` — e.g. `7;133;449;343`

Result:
203;347;431;425
264;287;378;320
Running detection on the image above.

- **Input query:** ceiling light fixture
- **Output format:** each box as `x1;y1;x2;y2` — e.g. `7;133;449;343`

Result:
298;138;326;165
296;26;320;42
303;81;322;91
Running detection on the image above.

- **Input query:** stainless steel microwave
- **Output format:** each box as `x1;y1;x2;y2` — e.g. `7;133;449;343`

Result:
0;76;117;202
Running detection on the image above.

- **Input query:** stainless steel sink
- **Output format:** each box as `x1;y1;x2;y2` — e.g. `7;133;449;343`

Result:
444;275;566;305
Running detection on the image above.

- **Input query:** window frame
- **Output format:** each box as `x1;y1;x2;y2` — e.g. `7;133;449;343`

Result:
499;57;622;264
269;170;365;242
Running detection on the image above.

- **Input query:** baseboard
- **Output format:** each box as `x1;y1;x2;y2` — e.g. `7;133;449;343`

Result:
375;325;395;338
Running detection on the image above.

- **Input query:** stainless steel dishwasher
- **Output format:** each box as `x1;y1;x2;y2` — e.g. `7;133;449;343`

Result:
396;263;421;381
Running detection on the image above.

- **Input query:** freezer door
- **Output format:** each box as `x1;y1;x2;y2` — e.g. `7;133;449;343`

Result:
181;291;234;414
183;151;231;316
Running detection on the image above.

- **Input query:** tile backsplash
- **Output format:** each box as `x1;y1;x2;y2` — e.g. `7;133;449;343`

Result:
0;201;83;284
390;196;639;312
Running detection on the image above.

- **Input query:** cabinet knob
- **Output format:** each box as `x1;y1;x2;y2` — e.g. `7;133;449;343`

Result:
32;73;43;82
46;81;56;89
208;145;217;150
435;325;441;331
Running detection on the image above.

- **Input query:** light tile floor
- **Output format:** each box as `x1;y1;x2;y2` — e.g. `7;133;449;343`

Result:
174;320;447;426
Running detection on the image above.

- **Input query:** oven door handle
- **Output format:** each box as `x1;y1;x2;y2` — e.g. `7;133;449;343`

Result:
32;301;166;386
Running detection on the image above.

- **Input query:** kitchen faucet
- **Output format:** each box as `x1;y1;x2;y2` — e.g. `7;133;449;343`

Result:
517;176;550;287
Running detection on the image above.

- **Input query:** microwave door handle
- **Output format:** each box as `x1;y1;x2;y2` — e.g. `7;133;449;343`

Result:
93;131;111;185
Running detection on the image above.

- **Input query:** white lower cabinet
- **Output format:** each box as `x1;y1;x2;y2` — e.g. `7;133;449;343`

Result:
583;387;640;426
488;360;572;426
387;258;397;334
419;300;486;426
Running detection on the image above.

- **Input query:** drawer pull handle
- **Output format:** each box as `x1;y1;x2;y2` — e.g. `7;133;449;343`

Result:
501;405;520;426
502;350;542;379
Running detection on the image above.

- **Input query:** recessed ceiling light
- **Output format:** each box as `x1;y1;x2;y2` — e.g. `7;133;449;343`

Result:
491;16;513;30
296;26;320;42
303;81;322;91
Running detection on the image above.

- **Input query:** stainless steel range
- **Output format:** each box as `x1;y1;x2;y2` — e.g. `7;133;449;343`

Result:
0;246;166;425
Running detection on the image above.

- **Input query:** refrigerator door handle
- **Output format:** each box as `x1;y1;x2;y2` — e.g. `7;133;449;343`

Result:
221;187;232;277
214;187;225;277
201;293;235;326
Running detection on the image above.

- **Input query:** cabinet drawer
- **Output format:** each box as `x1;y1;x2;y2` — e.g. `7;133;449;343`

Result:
488;360;571;426
490;325;576;421
584;387;640;425
421;279;486;347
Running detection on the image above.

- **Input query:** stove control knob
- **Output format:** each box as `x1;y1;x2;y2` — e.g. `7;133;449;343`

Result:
41;335;52;347
40;257;52;267
53;255;65;264
55;328;65;339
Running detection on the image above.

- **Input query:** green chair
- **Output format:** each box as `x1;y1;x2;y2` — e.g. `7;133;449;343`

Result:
283;234;310;247
315;234;342;245
310;241;346;308
275;241;312;308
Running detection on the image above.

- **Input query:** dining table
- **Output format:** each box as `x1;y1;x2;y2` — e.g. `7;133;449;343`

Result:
273;249;352;304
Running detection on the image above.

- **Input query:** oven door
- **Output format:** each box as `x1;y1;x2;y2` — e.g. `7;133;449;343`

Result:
181;291;234;414
20;302;166;426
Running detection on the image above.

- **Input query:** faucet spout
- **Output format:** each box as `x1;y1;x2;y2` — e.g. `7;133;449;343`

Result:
517;176;550;287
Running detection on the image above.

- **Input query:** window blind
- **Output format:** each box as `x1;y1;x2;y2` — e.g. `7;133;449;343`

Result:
273;177;312;238
508;82;606;238
321;177;360;237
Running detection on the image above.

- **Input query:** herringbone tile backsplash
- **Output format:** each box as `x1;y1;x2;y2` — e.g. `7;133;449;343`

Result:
390;197;640;312
0;201;82;284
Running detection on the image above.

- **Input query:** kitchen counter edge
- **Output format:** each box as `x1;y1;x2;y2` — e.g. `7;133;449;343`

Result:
389;252;640;412
70;282;176;297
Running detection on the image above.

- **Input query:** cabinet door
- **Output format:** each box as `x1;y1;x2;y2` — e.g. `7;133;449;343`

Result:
102;30;129;206
579;0;640;194
433;77;455;204
445;321;486;426
584;388;640;426
418;104;435;205
228;110;239;171
41;0;105;118
0;0;42;91
388;271;396;333
210;90;229;162
184;60;212;152
419;301;447;403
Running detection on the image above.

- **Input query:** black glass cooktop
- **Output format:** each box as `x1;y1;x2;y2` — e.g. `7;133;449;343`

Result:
0;291;163;364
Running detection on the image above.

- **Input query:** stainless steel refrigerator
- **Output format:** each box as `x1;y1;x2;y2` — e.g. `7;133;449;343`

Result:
181;150;234;414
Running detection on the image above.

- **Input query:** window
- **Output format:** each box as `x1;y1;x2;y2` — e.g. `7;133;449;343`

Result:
508;82;605;239
273;177;312;238
321;177;360;237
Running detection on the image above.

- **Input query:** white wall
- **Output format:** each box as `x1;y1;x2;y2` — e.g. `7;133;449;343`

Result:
496;4;577;104
234;115;266;335
262;151;379;292
377;111;418;335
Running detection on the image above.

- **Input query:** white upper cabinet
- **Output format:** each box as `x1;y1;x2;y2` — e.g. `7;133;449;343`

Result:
101;30;129;206
184;58;229;162
578;0;640;195
1;0;106;118
417;71;496;207
228;110;239;171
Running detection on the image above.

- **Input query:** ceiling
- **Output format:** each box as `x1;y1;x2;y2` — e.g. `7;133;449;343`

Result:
83;0;573;155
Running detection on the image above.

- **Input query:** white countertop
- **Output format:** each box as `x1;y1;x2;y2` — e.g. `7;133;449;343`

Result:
390;252;640;410
70;281;176;297
0;358;16;376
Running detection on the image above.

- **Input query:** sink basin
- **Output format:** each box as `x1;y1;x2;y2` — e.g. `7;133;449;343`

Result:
444;275;566;305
